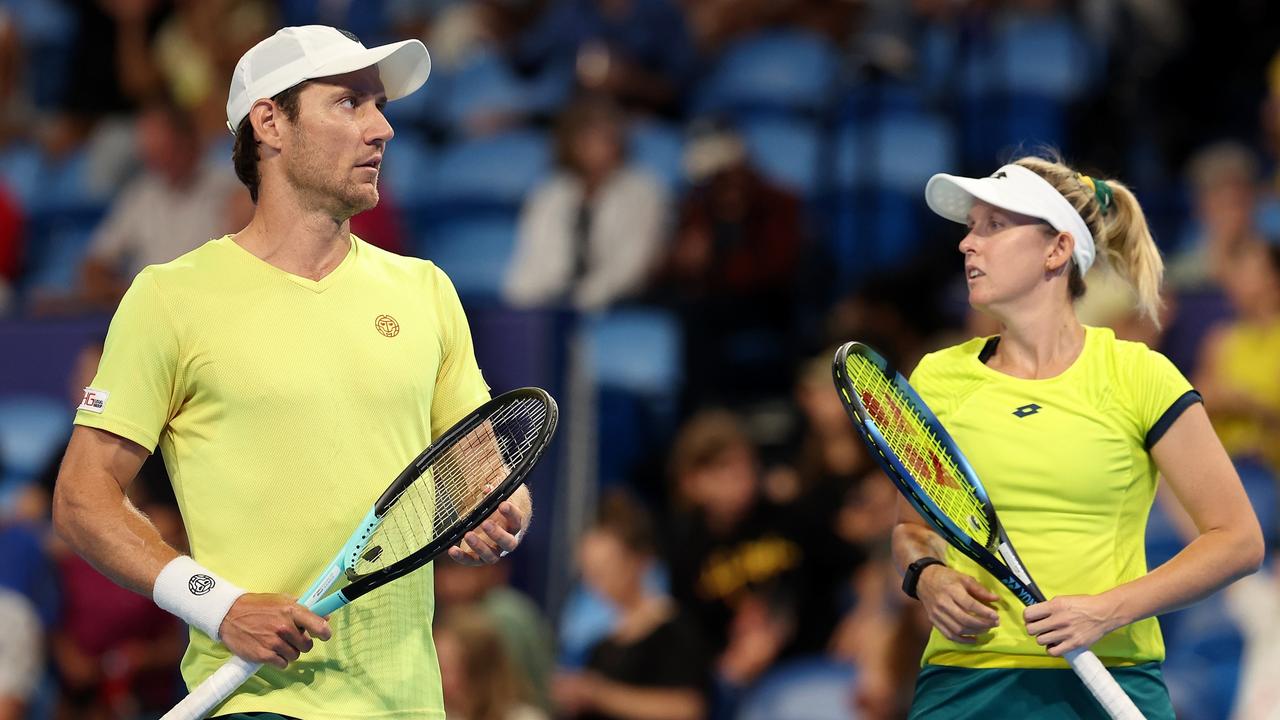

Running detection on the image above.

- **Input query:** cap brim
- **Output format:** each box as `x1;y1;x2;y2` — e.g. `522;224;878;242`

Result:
309;38;431;101
925;172;1053;226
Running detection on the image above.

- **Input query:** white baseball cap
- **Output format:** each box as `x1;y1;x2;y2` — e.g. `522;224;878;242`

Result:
925;163;1096;274
226;25;431;135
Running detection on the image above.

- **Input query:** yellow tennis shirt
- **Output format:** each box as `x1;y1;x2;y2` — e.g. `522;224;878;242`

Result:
908;326;1199;669
74;235;490;718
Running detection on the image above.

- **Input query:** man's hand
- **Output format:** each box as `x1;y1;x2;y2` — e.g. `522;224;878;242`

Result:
218;594;332;668
447;500;527;566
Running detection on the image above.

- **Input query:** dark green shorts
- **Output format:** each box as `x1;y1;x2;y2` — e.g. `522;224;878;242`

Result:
909;662;1175;719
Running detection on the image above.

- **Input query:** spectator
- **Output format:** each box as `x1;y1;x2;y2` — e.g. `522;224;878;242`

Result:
435;558;556;712
650;120;806;401
152;0;276;142
680;0;857;53
663;411;859;689
1225;550;1280;720
0;181;21;315
0;588;42;720
436;606;548;720
1193;240;1280;475
554;491;712;720
77;97;238;310
45;0;168;157
1166;141;1267;291
504;97;669;311
515;0;696;116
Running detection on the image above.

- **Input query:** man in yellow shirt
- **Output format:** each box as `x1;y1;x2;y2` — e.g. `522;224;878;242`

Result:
52;26;532;720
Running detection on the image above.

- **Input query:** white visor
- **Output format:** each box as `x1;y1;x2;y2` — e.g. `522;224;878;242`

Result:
226;25;431;134
925;164;1096;274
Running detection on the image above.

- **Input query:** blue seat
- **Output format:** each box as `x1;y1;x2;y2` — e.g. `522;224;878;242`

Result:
995;14;1096;100
628;119;685;191
737;656;859;720
584;309;682;395
695;31;839;117
381;131;436;208
417;216;517;300
739;117;820;197
426;130;551;210
438;50;541;136
0;143;46;208
18;219;99;298
830;98;956;283
0;395;69;486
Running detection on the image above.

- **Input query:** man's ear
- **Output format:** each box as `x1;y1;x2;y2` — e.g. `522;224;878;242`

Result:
250;99;286;153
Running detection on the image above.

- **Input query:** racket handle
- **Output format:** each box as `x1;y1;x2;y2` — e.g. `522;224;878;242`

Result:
160;655;262;720
1064;648;1146;720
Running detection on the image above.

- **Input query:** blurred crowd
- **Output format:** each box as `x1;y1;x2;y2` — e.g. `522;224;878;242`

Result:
2;0;1280;719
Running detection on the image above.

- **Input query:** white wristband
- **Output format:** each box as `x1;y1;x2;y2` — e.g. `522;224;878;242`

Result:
152;556;246;641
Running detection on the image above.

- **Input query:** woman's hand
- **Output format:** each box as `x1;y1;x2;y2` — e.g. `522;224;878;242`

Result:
1024;593;1121;657
916;565;1000;643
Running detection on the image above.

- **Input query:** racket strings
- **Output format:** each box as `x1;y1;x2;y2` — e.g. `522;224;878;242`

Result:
844;354;992;542
353;397;549;576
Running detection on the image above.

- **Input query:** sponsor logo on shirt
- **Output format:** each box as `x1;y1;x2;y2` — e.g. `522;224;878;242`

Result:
78;387;109;414
375;314;400;337
1012;403;1041;418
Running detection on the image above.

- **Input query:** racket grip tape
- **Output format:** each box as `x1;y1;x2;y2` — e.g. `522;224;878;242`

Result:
1064;648;1147;720
159;655;263;720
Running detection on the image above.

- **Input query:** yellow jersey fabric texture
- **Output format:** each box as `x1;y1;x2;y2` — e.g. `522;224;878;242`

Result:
74;235;491;718
908;326;1198;669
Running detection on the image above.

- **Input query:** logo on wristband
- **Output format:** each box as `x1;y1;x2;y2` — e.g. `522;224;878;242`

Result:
189;574;216;596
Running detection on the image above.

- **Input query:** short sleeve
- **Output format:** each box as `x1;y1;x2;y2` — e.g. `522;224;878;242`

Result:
907;351;948;414
1120;345;1200;450
73;270;182;452
429;266;491;439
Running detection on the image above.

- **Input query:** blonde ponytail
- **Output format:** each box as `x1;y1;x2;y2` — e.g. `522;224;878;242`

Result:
1014;155;1165;327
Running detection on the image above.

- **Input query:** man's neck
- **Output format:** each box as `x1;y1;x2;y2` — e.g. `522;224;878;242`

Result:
235;189;353;281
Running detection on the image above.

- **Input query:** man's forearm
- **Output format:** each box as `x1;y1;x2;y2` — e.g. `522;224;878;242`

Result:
52;427;179;597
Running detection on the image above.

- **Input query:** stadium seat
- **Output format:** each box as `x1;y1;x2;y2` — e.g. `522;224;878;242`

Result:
627;119;685;191
439;50;534;136
0;395;68;486
583;309;682;395
694;30;840;117
18;219;99;299
830;91;957;283
0;142;46;208
416;216;517;300
739;117;821;198
426;130;551;211
583;309;683;486
380;130;437;209
736;656;859;720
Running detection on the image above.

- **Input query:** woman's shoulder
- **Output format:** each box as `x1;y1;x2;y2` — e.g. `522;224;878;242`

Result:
1085;325;1180;379
912;335;991;381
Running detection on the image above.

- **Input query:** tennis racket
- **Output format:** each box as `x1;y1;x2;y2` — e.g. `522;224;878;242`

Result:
162;387;559;720
831;342;1145;720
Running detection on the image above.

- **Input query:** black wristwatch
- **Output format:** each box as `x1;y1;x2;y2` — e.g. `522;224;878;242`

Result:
902;557;946;600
